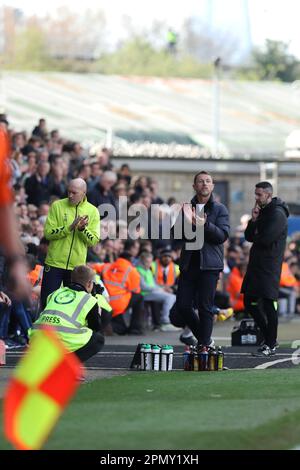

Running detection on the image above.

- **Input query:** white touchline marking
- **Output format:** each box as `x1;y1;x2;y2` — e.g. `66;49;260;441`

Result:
212;337;231;340
255;358;295;369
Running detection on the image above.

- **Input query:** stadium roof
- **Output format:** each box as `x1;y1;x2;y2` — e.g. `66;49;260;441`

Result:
1;72;299;159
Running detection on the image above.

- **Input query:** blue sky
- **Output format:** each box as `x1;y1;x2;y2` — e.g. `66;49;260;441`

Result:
3;0;300;57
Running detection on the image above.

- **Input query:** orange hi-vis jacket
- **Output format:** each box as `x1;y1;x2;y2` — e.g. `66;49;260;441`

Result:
227;266;245;312
280;262;298;287
152;260;179;287
27;264;43;288
100;258;141;317
27;264;43;303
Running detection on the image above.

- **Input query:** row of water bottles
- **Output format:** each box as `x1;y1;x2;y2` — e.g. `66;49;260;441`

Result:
183;345;224;371
140;344;173;371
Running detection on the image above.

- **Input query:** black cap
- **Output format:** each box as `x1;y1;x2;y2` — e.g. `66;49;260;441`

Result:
159;248;172;258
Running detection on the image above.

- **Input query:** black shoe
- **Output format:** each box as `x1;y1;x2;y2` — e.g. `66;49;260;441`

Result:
257;341;279;352
5;339;23;350
9;334;28;346
252;345;276;357
179;333;197;347
198;339;216;350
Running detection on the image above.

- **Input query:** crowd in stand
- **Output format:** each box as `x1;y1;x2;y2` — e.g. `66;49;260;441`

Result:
1;116;300;349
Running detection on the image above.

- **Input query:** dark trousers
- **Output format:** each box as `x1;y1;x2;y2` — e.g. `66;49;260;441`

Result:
145;301;161;328
40;265;72;311
111;293;144;335
0;304;10;339
8;301;32;339
74;331;104;362
175;270;219;346
100;309;112;333
0;301;32;340
244;295;278;348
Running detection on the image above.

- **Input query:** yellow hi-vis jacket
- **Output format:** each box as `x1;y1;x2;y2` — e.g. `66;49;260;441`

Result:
44;197;100;270
29;287;98;352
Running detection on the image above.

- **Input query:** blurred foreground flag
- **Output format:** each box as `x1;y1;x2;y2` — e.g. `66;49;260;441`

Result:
3;327;82;450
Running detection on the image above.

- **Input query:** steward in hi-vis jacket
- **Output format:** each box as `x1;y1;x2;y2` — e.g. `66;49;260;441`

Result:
40;178;100;309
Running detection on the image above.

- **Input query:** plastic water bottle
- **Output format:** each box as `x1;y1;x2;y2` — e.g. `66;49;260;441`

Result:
203;347;209;371
183;346;190;371
141;343;152;370
168;346;173;371
145;343;152;371
161;345;173;371
193;346;199;371
208;349;217;371
189;346;195;371
0;339;6;366
161;345;169;371
199;346;208;371
217;346;224;371
140;343;146;370
152;344;161;371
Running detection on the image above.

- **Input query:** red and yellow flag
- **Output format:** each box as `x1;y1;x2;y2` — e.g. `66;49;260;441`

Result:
3;327;83;450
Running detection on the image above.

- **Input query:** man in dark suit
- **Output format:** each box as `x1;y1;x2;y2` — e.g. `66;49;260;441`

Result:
241;181;289;357
171;171;230;349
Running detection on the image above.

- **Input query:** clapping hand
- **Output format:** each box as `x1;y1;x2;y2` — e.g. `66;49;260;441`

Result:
0;291;12;306
183;204;207;226
70;215;89;231
77;215;89;231
70;216;82;231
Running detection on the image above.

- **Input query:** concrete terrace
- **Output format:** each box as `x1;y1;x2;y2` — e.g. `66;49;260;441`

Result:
1;72;299;157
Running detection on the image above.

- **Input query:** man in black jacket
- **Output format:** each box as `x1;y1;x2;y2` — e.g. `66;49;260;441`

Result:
241;181;289;357
172;171;230;348
24;161;50;206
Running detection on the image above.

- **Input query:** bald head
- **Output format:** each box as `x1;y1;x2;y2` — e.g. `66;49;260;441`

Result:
69;178;87;192
68;178;87;205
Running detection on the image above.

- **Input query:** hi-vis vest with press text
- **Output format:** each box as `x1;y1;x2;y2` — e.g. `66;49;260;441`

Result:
29;287;98;352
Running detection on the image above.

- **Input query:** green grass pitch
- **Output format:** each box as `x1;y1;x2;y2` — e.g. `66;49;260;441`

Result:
1;368;300;450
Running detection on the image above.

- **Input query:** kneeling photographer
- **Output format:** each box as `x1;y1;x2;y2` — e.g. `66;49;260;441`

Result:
30;265;112;363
